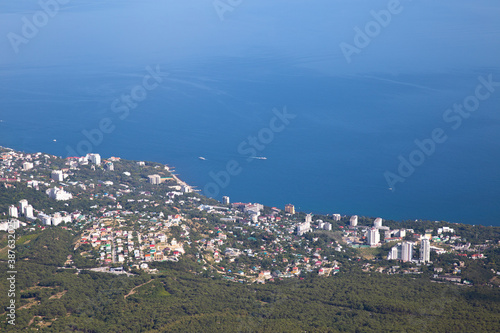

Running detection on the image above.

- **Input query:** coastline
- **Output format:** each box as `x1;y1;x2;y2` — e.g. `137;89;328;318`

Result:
1;143;498;227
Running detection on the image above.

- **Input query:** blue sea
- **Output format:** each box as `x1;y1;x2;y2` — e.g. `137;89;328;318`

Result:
1;0;499;226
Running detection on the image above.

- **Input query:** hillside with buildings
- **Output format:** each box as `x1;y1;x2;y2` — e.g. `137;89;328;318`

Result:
0;146;499;332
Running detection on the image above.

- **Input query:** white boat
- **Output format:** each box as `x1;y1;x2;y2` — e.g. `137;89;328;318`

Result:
251;156;267;160
198;156;206;160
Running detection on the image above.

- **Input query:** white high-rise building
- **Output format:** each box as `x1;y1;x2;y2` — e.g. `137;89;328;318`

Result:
305;213;313;223
332;214;341;221
38;213;52;226
46;187;73;201
420;238;431;263
367;227;380;246
8;205;18;218
52;213;63;226
222;196;230;205
51;170;64;182
148;174;161;185
402;241;413;262
181;185;192;193
387;242;414;262
374;217;383;228
22;162;34;171
19;199;28;214
296;221;311;236
24;205;34;219
350;215;358;227
88;153;101;165
388;246;400;260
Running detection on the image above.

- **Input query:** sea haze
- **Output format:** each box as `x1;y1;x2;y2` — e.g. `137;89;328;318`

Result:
0;0;499;225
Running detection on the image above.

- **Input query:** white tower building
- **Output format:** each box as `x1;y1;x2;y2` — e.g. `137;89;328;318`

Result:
88;153;101;165
374;217;383;228
22;162;34;171
148;174;161;185
51;170;64;182
222;196;230;205
367;227;380;246
39;214;52;226
350;215;358;227
24;205;34;219
296;221;311;236
181;185;192;193
46;187;73;201
388;246;400;260
420;238;431;263
19;199;28;214
52;213;63;226
8;205;18;218
402;242;413;262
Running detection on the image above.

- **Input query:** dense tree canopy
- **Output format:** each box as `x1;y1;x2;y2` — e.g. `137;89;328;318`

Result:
1;229;499;332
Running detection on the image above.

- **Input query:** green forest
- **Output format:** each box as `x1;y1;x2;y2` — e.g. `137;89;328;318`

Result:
1;229;499;332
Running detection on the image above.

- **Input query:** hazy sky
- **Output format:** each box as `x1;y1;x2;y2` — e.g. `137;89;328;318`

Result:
1;0;499;75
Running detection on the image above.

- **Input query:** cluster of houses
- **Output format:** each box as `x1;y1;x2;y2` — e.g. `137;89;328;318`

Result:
78;217;186;266
190;202;344;282
2;146;496;286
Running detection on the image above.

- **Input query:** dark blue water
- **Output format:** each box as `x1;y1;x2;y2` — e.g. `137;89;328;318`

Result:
1;1;499;225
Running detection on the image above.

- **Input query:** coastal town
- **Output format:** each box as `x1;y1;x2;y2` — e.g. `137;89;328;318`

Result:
1;146;499;286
